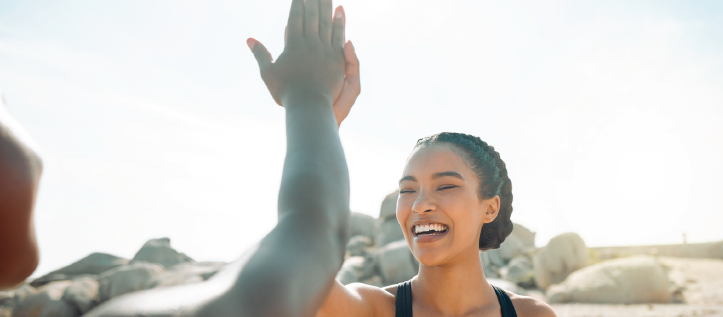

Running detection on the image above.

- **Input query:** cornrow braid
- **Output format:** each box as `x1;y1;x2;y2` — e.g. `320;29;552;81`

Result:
414;132;514;250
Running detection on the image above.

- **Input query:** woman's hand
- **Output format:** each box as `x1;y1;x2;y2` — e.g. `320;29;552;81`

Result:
248;0;347;109
333;41;360;127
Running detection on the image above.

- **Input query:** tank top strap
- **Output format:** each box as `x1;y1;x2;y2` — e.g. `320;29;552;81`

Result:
492;285;518;317
394;280;413;317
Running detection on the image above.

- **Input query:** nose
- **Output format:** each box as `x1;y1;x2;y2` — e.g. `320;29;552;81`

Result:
412;188;436;214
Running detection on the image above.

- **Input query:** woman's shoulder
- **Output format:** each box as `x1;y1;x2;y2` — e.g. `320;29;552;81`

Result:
505;290;557;317
317;281;396;317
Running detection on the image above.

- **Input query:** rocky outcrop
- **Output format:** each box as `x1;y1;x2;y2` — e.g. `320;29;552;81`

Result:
534;232;588;289
131;238;194;268
30;253;128;287
61;276;99;314
500;255;535;288
378;240;417;285
149;262;226;289
376;191;404;247
11;281;80;317
346;236;372;257
98;263;164;301
547;256;673;304
350;212;376;242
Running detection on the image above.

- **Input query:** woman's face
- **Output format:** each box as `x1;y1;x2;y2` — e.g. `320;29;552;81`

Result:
397;143;499;266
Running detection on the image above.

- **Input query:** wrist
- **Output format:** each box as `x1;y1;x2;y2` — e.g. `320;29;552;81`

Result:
281;89;335;108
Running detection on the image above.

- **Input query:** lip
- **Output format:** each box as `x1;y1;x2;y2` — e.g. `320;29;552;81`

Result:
411;221;450;244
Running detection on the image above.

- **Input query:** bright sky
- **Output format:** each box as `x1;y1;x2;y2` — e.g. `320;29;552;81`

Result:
1;0;721;277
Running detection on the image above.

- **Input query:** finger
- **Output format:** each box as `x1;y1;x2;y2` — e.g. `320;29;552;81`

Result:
330;6;345;51
287;0;304;39
319;0;333;43
247;38;273;71
343;41;359;90
304;0;320;38
284;26;287;44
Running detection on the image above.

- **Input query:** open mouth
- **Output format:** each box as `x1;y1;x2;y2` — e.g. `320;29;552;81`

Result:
413;223;449;237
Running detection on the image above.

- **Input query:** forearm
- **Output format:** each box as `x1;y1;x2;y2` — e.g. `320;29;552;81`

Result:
0;105;42;288
278;92;350;241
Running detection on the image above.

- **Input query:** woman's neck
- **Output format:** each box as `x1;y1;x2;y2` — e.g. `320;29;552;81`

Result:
411;250;499;316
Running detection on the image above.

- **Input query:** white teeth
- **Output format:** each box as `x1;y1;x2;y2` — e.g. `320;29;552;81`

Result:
414;224;449;235
435;224;440;231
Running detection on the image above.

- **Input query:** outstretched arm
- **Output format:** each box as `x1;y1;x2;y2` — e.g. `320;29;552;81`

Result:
0;95;42;289
198;1;353;316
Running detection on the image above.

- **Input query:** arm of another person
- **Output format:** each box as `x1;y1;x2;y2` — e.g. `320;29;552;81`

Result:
0;95;42;289
197;1;357;316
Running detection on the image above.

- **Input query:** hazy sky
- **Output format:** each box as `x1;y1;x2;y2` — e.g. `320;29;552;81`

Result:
1;0;721;277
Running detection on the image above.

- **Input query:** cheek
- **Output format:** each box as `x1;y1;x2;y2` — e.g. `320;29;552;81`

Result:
396;196;413;224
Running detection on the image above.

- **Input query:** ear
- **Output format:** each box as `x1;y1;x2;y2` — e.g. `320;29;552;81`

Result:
483;196;500;223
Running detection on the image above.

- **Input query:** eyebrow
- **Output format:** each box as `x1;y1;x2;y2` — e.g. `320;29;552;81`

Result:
398;171;464;184
433;171;464;180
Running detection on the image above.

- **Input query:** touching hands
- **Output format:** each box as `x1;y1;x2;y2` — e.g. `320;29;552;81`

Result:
248;0;360;127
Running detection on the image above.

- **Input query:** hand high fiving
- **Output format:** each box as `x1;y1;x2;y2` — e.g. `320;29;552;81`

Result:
248;0;360;127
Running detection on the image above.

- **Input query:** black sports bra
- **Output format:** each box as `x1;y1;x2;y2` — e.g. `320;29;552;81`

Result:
394;280;518;317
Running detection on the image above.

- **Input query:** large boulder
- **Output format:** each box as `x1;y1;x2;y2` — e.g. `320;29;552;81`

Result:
377;240;417;285
510;223;536;248
547;256;673;304
480;249;505;279
98;263;164;302
376;219;405;248
350;212;376;242
378;190;398;220
335;257;366;285
149;262;226;289
498;234;525;262
11;281;80;317
131;238;194;268
500;255;535;288
30;253;128;287
376;191;404;247
61;276;99;314
346;236;372;257
534;232;588;289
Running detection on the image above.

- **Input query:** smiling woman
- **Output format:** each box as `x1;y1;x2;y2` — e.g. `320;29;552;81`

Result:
316;133;556;317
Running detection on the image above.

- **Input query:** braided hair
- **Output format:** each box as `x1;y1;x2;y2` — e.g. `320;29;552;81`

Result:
414;132;513;250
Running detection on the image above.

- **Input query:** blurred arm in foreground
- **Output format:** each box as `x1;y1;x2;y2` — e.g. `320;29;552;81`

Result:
0;94;42;289
85;0;360;315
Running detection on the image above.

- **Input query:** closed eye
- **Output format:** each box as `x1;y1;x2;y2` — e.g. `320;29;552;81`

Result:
400;189;416;194
438;185;458;190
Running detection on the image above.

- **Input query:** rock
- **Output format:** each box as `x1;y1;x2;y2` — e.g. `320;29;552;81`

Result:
346;236;372;257
98;263;164;302
30;253;128;287
498;234;525;262
378;240;417;285
11;281;80;317
149;262;226;289
378;190;398;220
510;223;536;248
500;255;535;287
546;256;673;304
376;218;405;247
480;249;505;279
131;238;194;268
61;276;99;314
350;212;376;242
335;257;366;285
534;232;588;289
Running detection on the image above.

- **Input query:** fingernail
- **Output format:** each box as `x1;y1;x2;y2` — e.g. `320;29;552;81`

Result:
246;38;255;50
335;6;344;21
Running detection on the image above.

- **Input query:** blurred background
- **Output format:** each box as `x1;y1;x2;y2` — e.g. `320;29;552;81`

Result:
0;0;721;279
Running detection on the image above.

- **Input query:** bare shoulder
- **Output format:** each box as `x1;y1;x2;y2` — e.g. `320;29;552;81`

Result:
506;290;557;317
317;281;395;317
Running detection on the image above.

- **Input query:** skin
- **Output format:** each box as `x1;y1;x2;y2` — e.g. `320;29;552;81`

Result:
86;0;360;316
316;145;557;317
0;95;42;289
